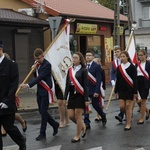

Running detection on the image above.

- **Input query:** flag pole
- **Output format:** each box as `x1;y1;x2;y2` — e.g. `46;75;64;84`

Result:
16;20;71;95
106;30;134;110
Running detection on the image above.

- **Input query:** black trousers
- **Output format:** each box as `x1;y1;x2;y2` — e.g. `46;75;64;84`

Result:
37;95;59;136
0;113;25;150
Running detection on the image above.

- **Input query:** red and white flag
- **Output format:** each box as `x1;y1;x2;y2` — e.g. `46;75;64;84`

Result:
44;20;72;95
126;31;138;64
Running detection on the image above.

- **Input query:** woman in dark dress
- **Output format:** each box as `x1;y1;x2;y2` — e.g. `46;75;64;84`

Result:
55;82;69;128
64;52;89;143
136;50;150;124
115;51;137;131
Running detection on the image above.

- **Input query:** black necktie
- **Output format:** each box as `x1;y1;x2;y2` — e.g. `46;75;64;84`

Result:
87;64;90;70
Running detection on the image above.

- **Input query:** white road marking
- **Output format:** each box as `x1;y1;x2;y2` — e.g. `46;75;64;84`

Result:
87;146;103;150
38;145;62;150
3;145;18;150
135;148;145;150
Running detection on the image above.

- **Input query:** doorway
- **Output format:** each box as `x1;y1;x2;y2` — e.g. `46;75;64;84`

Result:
80;36;87;56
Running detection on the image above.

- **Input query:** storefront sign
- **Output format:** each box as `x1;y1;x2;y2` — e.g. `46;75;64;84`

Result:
120;26;124;35
75;23;97;34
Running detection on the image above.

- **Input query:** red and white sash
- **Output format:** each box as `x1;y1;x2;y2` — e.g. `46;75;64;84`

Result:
118;64;133;88
137;62;149;80
69;67;84;95
88;72;96;85
36;69;54;104
113;59;119;70
99;82;105;107
69;67;92;113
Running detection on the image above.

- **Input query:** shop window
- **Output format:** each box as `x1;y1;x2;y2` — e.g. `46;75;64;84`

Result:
69;35;78;55
87;35;101;58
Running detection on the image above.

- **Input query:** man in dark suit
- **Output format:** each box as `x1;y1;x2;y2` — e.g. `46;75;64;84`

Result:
84;50;107;128
20;48;59;141
110;45;124;122
0;41;26;150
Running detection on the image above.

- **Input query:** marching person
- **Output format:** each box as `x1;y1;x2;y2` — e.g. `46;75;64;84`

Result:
64;52;89;143
54;81;69;128
20;48;59;141
115;51;138;130
110;45;125;122
93;58;106;122
0;41;26;150
1;53;27;137
84;50;107;127
136;50;150;124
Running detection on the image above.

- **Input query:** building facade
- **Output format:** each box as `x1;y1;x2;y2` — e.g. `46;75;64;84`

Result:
128;0;150;56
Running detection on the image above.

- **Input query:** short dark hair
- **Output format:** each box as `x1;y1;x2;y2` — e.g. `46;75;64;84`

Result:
34;48;43;57
86;50;94;56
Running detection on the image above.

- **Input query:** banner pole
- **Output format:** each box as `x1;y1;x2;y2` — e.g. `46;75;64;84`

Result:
16;20;70;95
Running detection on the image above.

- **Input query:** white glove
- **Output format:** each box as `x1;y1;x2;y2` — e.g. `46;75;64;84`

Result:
0;102;8;109
111;80;115;86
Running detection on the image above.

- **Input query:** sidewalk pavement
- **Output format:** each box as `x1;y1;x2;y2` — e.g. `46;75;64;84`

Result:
17;85;117;112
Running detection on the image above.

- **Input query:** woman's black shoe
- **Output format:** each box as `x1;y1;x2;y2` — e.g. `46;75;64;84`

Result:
137;121;144;125
2;133;7;137
81;128;86;138
23;120;27;132
124;127;131;131
145;110;150;120
71;138;80;143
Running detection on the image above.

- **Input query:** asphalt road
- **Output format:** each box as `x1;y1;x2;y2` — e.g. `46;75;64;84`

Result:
2;100;150;150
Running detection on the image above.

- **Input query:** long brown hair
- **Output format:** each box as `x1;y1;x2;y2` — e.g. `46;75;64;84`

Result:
120;51;132;63
74;52;86;68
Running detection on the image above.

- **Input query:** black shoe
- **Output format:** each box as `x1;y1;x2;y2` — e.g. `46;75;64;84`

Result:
35;134;46;141
95;118;101;122
124;127;131;131
71;138;80;143
85;124;91;130
145;115;149;120
115;115;123;122
81;126;86;138
2;133;7;137
23;120;27;132
145;110;150;120
102;115;107;126
137;121;144;125
53;122;59;136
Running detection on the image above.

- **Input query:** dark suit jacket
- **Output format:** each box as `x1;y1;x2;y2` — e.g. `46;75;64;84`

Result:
64;67;88;102
110;60;117;81
88;61;102;95
28;59;52;97
136;60;150;88
0;57;18;115
115;63;137;94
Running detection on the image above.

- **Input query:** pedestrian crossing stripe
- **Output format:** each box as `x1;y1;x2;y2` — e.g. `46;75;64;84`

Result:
38;145;62;150
87;146;103;150
3;145;18;150
135;148;145;150
4;145;62;150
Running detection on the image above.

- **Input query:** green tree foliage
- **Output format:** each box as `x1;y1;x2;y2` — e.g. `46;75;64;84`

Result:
96;0;115;10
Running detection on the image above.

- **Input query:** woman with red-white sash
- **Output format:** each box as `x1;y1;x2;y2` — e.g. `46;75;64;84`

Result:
115;51;138;131
64;52;89;143
136;50;150;124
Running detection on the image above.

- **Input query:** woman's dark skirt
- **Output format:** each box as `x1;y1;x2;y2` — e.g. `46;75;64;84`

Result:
137;76;149;99
67;85;85;109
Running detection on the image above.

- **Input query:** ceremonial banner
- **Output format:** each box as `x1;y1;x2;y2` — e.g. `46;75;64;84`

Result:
126;31;137;64
45;23;72;95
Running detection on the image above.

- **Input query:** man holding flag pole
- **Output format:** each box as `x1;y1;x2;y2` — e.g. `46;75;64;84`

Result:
19;19;72;140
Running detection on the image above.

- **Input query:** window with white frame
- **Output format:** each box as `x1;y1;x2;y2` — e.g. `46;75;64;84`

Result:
143;7;150;19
